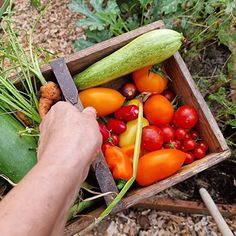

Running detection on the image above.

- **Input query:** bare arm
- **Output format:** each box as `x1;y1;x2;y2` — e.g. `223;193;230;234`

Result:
0;102;102;236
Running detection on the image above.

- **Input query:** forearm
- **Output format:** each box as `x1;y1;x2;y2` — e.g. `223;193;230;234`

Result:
0;156;87;236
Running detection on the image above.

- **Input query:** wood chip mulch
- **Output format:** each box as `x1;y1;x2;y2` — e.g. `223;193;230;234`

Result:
12;0;84;57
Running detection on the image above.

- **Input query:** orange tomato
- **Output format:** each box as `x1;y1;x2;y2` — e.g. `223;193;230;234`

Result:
79;88;125;116
136;149;187;186
144;94;174;126
132;66;168;93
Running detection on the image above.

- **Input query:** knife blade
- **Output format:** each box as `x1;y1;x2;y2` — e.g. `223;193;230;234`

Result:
50;58;124;210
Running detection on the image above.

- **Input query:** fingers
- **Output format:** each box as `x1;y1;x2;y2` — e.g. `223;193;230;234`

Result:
82;107;97;118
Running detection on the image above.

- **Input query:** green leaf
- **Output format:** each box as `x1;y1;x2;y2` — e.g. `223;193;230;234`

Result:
30;0;41;8
205;5;214;14
126;15;140;30
139;0;153;8
75;18;105;31
86;29;113;43
226;119;236;127
73;38;95;51
69;0;105;31
159;0;182;15
225;1;236;14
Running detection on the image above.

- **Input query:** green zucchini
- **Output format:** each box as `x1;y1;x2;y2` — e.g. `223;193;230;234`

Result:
0;110;37;184
75;29;183;90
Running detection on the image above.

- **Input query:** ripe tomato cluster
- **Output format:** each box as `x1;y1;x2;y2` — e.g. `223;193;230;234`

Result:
99;64;209;166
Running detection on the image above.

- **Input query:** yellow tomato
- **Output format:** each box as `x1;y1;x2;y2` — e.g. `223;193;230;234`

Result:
79;88;125;116
119;117;149;147
127;98;139;106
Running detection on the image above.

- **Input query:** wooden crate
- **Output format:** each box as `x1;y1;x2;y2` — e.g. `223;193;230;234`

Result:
39;20;231;235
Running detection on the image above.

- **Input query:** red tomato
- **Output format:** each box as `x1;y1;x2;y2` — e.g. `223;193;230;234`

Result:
184;152;195;164
109;133;120;145
165;140;181;149
107;119;126;134
99;123;110;143
183;138;197;151
132;66;168;93
160;125;175;143
144;95;174;126
191;130;200;140
114;105;139;122
197;140;209;152
173;105;199;129
194;146;206;159
101;142;113;154
185;133;191;139
161;89;175;102
141;125;164;151
120;83;137;99
175;128;187;141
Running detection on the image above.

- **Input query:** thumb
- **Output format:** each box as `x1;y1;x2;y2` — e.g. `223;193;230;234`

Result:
82;107;97;118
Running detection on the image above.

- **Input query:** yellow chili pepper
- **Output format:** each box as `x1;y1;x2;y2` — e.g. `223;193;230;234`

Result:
127;98;139;106
119;117;149;147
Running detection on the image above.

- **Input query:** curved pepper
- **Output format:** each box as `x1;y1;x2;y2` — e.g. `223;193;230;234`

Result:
105;146;133;181
136;149;187;186
119;117;149;147
121;144;144;164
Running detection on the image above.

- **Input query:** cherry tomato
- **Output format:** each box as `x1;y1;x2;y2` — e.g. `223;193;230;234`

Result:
160;125;175;143
120;83;137;99
161;89;175;102
191;130;200;140
175;128;187;141
184;152;195;164
107;119;127;134
141;125;164;151
99;123;110;143
132;65;168;93
115;105;139;122
165;140;181;149
185;133;191;139
183;138;197;151
173;105;199;129
194;146;206;159
79;88;125;116
144;95;174;126
101;142;113;154
197;140;209;152
109;133;120;145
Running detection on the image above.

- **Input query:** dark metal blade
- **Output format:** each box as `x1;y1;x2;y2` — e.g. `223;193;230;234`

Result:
50;58;124;211
50;58;83;110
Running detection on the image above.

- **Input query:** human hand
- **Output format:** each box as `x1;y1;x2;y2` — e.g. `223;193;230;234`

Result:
38;102;102;178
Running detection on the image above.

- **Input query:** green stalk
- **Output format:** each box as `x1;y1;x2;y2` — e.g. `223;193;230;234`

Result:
78;101;143;236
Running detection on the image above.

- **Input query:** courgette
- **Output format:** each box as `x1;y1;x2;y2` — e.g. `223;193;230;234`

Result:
75;29;183;90
0;110;37;184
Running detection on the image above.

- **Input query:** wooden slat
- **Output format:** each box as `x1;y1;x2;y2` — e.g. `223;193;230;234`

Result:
41;20;165;79
123;150;231;209
165;53;229;152
64;207;104;236
134;197;236;218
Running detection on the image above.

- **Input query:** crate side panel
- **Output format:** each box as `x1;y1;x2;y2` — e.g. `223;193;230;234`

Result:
123;150;231;209
165;53;228;152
